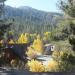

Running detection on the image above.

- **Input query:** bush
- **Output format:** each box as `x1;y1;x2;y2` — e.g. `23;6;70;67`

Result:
17;33;29;44
32;35;44;53
52;49;75;72
26;46;38;59
27;60;45;72
10;59;18;67
8;39;15;44
46;60;59;72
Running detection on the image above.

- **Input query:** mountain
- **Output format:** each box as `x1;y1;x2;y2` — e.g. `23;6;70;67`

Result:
4;6;64;35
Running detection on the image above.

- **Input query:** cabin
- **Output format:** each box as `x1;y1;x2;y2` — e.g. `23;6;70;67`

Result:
44;44;55;55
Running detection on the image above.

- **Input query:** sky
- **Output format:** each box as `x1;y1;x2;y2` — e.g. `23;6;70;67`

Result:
5;0;60;12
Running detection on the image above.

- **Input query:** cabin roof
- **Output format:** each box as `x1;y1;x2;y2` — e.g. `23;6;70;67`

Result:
45;44;52;47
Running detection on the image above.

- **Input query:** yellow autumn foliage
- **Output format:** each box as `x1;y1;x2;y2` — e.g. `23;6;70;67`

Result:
8;39;15;44
60;50;64;57
27;60;45;72
52;50;60;58
44;32;51;36
32;35;44;53
43;37;47;41
46;60;59;72
26;46;38;59
17;33;29;44
0;40;4;44
25;33;30;38
30;33;37;37
43;32;52;43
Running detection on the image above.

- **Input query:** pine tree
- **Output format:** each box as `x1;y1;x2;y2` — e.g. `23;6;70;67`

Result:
57;0;75;71
0;0;12;41
0;0;12;66
59;0;75;18
59;0;75;51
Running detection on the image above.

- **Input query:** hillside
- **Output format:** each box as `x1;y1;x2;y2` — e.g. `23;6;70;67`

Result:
4;6;63;34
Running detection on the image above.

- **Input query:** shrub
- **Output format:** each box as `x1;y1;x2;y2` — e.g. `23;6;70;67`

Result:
10;59;18;67
17;33;29;44
46;60;59;72
27;59;45;72
8;39;15;44
52;50;60;61
52;49;75;71
32;35;44;53
26;46;38;59
43;32;52;43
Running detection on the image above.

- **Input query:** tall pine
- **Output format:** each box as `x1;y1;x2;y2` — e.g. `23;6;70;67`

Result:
59;0;75;51
0;0;14;66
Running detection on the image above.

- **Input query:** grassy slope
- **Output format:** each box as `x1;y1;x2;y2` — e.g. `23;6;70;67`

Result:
51;40;71;51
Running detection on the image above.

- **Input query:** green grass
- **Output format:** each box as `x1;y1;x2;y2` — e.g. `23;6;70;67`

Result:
51;40;71;51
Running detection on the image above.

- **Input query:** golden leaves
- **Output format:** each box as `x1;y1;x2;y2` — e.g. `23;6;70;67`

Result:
17;33;29;44
8;39;14;44
26;46;38;59
0;40;3;44
32;35;44;53
27;60;45;72
46;60;59;72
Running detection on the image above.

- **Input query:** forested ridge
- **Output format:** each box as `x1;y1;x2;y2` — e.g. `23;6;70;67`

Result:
4;6;63;34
